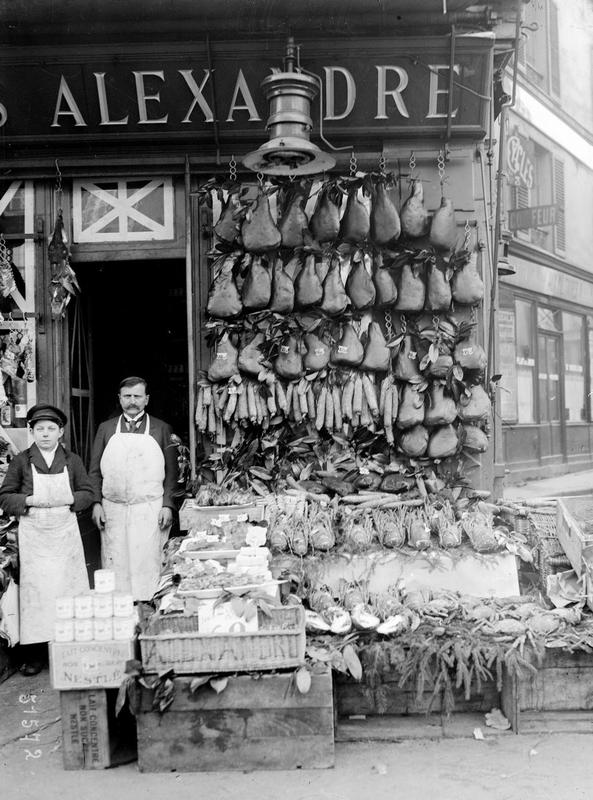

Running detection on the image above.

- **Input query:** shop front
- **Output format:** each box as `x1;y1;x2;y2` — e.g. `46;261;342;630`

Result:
499;111;593;480
0;33;497;480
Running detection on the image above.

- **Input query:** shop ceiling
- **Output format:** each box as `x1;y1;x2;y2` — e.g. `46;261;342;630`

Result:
1;0;522;43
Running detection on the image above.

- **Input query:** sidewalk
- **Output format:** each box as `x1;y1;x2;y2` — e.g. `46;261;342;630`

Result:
503;469;593;502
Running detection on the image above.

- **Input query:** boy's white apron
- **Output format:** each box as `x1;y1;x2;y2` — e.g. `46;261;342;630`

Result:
18;464;88;644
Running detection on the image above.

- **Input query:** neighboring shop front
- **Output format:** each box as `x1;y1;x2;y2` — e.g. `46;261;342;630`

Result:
499;110;593;479
0;32;498;489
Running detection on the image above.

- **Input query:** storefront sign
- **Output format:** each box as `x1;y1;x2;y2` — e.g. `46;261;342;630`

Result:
502;257;593;309
508;204;557;231
0;38;492;148
507;129;535;190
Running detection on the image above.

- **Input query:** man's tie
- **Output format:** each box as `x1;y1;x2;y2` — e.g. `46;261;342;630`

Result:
126;419;136;432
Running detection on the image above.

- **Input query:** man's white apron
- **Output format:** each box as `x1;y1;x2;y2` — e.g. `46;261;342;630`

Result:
18;464;89;644
100;415;168;600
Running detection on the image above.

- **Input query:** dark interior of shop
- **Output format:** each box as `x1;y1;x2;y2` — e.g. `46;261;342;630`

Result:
77;258;189;443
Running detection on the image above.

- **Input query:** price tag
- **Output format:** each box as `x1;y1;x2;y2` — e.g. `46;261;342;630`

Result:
314;347;326;356
280;345;290;354
462;347;473;356
228;386;239;395
216;352;228;360
338;345;348;354
359;467;370;475
236;514;248;522
408;351;417;360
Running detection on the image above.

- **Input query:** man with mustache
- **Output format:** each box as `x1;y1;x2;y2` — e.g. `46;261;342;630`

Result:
89;376;178;600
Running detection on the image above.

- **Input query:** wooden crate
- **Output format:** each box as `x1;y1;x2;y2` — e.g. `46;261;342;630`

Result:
501;649;593;733
555;496;593;576
335;671;499;717
138;607;305;674
50;639;136;690
136;670;334;771
60;689;137;770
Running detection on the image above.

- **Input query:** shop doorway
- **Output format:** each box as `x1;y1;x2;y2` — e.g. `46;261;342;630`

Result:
71;258;189;466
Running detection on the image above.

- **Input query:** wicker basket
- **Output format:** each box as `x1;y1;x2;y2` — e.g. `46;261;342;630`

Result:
530;509;571;590
139;606;305;674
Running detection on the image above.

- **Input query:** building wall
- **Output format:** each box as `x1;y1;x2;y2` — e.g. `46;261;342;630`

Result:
501;0;593;481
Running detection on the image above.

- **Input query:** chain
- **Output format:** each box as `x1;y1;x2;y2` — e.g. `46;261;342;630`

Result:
409;150;416;172
437;149;446;187
349;152;358;177
470;304;477;325
256;172;265;189
384;309;394;339
0;234;7;266
55;158;63;213
463;219;472;250
229;155;237;182
432;314;440;331
400;313;407;334
379;153;386;174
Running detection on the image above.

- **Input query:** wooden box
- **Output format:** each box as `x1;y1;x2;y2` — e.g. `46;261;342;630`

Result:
555;496;593;576
60;689;137;770
139;607;305;675
50;640;135;690
179;499;263;530
335;670;499;717
136;670;334;771
502;649;593;733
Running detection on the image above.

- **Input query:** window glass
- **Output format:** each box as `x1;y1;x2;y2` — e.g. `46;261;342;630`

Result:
563;312;585;422
538;334;560;422
516;299;535;423
538;307;561;332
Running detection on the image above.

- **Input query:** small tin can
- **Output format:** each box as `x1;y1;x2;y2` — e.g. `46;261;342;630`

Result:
113;594;134;618
74;594;93;619
93;618;113;641
55;596;74;620
92;592;113;619
94;569;116;594
74;619;93;642
112;616;136;640
54;619;74;642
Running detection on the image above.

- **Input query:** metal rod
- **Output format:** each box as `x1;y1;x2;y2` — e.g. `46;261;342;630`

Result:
445;24;456;143
184;154;196;480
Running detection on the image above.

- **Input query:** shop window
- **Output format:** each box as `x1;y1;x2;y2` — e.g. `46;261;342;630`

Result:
516;298;536;423
72;178;174;243
562;312;585;422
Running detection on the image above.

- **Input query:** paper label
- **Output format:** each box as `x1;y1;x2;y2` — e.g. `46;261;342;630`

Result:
245;526;267;547
338;345;348;354
462;347;473;356
280;345;290;354
408;351;417;360
314;347;326;355
216;351;228;359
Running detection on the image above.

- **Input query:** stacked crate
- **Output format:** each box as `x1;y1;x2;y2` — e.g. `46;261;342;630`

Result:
49;569;137;770
136;502;334;771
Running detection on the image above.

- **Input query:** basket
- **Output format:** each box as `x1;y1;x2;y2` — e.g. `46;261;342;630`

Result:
138;605;305;674
529;510;571;590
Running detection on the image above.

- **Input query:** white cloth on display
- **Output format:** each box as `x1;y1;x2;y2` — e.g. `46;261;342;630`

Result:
99;414;169;601
18;465;89;644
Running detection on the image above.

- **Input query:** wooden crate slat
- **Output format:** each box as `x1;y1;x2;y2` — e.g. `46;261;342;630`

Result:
139;671;332;712
60;690;111;770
